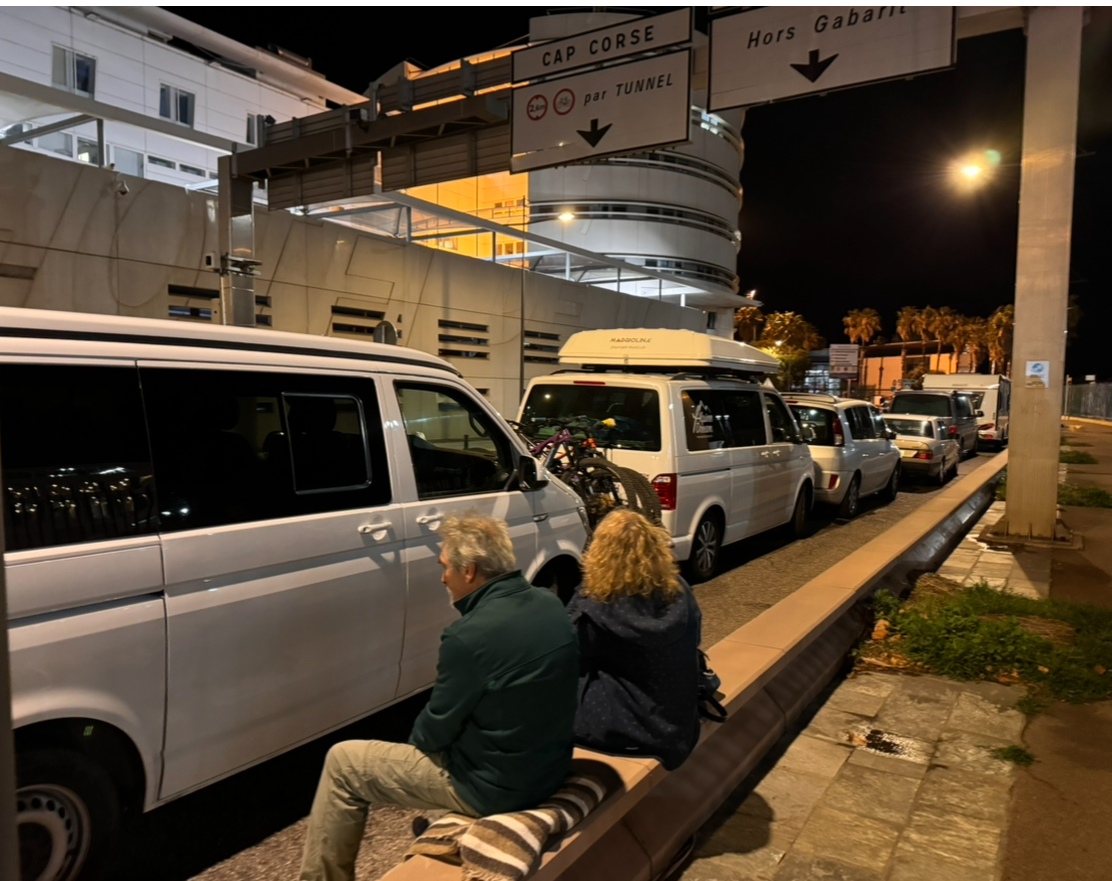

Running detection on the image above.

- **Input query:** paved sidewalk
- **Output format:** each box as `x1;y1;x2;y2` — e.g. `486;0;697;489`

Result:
683;671;1026;881
934;501;1050;599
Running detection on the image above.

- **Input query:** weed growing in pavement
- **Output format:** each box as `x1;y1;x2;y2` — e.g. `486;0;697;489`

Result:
995;475;1112;508
1060;450;1098;465
992;745;1036;766
1060;438;1092;447
1015;694;1047;716
862;580;1112;702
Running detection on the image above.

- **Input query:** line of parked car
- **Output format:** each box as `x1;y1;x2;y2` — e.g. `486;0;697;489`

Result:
1;312;998;881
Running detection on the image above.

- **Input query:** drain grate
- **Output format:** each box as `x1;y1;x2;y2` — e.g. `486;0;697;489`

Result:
843;726;932;763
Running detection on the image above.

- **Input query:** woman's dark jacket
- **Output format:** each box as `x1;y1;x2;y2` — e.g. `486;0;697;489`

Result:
566;578;702;770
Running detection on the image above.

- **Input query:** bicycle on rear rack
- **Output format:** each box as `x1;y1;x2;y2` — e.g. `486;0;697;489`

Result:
509;417;662;530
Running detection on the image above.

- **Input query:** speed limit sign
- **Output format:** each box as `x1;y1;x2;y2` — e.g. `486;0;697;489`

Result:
525;94;547;121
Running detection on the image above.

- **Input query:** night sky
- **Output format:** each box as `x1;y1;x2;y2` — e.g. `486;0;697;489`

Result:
168;7;1111;378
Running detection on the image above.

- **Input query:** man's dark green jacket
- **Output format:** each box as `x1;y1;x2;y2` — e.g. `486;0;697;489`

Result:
409;571;579;816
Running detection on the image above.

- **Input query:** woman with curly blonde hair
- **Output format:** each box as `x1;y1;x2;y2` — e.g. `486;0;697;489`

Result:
568;508;703;770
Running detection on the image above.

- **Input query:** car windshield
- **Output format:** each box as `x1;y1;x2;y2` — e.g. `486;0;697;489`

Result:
886;418;935;438
788;405;837;445
889;394;951;418
520;384;662;451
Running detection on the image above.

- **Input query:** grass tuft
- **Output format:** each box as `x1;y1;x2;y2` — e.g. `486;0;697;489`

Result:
1015;694;1047;716
992;745;1036;765
862;580;1112;702
1058;484;1112;508
1060;438;1092;447
1060;450;1098;465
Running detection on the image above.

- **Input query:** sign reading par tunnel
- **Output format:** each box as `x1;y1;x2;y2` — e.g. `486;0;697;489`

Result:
709;6;956;110
511;50;691;173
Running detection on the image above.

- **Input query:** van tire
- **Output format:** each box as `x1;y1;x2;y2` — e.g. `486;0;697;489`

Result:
532;558;581;606
785;487;809;539
684;512;722;583
838;474;861;520
16;748;120;881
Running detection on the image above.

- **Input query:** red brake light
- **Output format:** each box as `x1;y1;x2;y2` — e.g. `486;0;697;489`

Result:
948;424;958;436
573;380;606;385
651;473;677;511
914;451;935;460
979;422;995;431
833;417;845;447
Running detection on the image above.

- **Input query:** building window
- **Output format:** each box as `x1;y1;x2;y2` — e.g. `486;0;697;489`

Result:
112;146;143;177
37;132;72;157
439;238;458;250
495;241;526;256
76;138;100;165
160;84;195;127
246;113;257;145
179;164;206;177
52;46;96;97
148;156;176;169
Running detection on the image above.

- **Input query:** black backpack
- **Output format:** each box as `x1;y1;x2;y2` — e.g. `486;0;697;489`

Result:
698;650;728;723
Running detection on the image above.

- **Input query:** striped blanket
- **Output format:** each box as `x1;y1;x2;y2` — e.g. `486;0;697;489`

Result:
405;775;606;881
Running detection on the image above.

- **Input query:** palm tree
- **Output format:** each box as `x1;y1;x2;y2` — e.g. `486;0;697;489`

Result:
759;311;824;352
931;306;959;367
843;308;882;346
916;306;939;368
967;316;989;372
895;306;920;377
733;306;765;343
988;305;1015;374
947;317;974;373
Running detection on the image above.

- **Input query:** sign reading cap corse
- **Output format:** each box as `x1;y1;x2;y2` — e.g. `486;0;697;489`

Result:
511;51;690;174
709;6;956;110
512;9;691;83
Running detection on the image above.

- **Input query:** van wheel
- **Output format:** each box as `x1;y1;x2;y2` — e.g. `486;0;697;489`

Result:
17;749;120;881
785;488;809;539
882;465;900;503
838;475;861;519
684;513;721;583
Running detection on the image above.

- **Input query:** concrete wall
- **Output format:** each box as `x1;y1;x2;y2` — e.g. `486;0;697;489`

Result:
0;145;703;415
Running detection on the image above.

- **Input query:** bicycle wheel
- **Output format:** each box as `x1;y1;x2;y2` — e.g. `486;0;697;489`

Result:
612;465;663;524
574;457;630;527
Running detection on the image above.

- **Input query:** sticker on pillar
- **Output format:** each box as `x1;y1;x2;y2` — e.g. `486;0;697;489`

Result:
1025;360;1050;389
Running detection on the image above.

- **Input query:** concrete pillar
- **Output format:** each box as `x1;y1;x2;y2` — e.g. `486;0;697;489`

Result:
1002;6;1084;540
0;437;17;880
217;154;258;327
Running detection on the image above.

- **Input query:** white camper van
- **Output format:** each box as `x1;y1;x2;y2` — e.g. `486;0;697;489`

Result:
921;374;1011;449
517;329;815;582
2;307;588;880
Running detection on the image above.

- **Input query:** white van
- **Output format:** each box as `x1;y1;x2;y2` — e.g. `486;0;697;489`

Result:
922;374;1011;449
2;307;587;880
517;329;814;582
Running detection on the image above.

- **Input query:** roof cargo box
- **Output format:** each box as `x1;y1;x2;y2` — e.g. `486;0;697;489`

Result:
558;328;780;375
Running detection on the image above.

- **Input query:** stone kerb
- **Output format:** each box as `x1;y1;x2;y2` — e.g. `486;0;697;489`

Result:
383;452;1008;881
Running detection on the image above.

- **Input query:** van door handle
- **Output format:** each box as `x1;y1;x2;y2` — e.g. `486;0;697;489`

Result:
760;450;771;458
358;522;392;536
416;514;440;526
533;513;549;523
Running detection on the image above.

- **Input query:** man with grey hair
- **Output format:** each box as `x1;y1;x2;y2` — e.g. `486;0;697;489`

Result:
300;513;579;881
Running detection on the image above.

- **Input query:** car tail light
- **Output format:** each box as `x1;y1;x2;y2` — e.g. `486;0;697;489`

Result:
914;450;935;460
979;422;995;431
827;474;839;489
652;474;677;511
833;417;845;447
948;424;958;437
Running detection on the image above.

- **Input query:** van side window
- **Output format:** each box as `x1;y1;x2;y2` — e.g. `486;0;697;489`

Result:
763;394;799;444
682;391;730;451
141;369;388;531
847;406;877;440
955;395;973;418
0;364;157;551
720;391;767;447
395;383;513;499
870;407;888;438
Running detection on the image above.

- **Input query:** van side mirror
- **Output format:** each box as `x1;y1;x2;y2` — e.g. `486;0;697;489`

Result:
887;428;897;440
514;456;549;491
976;410;985;418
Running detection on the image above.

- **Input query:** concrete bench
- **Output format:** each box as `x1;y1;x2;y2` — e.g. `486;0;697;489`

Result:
388;453;1008;881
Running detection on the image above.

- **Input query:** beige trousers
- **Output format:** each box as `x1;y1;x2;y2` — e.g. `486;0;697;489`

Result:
299;740;479;881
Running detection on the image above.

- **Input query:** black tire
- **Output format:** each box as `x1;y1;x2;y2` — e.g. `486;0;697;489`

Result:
882;464;900;504
838;474;862;519
531;560;580;606
684;512;722;583
784;487;809;539
937;459;948;486
16;748;121;881
612;466;662;524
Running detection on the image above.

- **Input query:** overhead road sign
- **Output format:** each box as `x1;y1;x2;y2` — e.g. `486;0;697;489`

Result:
512;9;691;83
709;6;956;110
511;50;690;174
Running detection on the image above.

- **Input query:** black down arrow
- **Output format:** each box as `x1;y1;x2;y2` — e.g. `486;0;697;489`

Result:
577;119;612;148
790;49;839;83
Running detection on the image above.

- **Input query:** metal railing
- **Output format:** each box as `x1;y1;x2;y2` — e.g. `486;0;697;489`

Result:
1065;384;1112;420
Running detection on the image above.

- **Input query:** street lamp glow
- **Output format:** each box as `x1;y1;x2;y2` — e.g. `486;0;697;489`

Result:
557;211;575;222
960;164;983;179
